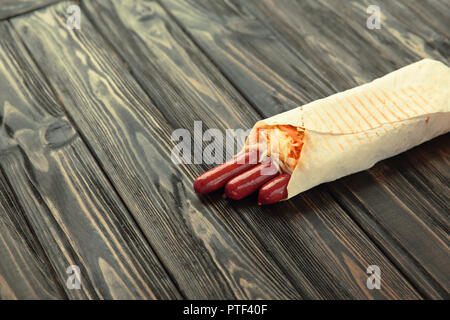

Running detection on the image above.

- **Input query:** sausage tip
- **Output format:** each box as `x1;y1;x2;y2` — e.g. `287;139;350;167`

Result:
193;179;206;194
258;173;290;205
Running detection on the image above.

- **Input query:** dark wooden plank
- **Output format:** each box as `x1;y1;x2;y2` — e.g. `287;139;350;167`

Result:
160;0;363;109
0;170;64;299
11;1;302;299
313;0;449;61
81;0;421;299
158;0;336;115
246;0;448;91
383;135;449;231
0;21;180;300
399;0;450;39
160;0;448;297
0;0;60;20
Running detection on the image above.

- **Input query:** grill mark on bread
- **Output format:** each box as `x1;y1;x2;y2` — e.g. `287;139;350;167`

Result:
369;91;398;129
400;88;428;114
311;108;338;151
330;100;363;143
343;96;372;141
379;88;412;119
323;103;355;147
352;94;382;135
392;90;422;118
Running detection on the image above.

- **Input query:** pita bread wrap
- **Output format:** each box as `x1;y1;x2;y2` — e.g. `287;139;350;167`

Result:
245;59;450;199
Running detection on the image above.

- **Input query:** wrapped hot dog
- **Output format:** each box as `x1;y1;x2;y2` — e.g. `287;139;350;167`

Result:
244;59;450;200
194;59;449;204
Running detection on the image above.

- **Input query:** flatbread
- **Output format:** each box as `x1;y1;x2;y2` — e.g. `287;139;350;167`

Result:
246;59;450;199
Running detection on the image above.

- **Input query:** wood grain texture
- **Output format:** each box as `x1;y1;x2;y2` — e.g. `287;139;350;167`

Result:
0;22;180;300
399;0;450;38
81;0;421;299
161;0;448;298
329;136;450;298
0;170;64;299
158;0;334;115
314;0;450;61
246;0;449;91
0;0;60;20
11;1;302;299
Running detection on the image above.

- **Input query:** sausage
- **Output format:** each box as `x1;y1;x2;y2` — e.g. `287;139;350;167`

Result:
225;159;279;200
257;173;290;205
194;149;259;194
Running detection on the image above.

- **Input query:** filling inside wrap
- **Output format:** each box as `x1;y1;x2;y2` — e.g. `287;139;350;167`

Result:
250;125;305;173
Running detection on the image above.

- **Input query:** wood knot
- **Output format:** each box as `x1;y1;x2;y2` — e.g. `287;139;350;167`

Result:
43;118;76;148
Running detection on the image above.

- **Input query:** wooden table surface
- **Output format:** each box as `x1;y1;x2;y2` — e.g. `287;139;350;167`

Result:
0;0;448;300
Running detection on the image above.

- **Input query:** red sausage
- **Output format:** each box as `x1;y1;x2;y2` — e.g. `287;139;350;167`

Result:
194;150;259;194
225;159;279;200
258;173;290;205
